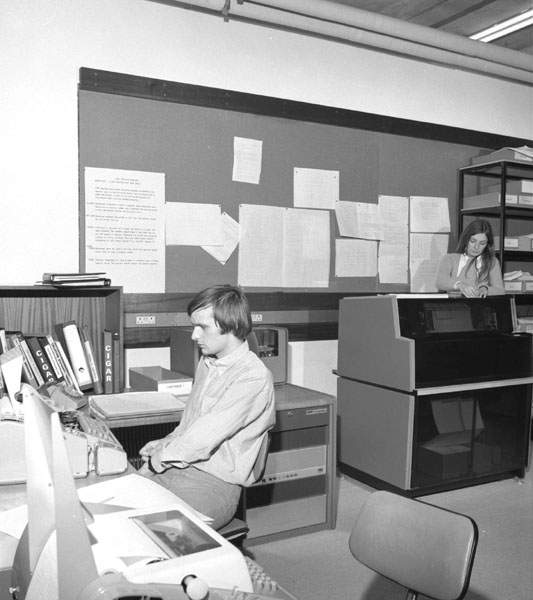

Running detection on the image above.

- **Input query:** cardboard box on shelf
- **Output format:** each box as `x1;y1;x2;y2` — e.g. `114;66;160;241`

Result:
129;366;193;396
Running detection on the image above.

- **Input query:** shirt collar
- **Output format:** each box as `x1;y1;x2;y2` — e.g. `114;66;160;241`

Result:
204;340;249;372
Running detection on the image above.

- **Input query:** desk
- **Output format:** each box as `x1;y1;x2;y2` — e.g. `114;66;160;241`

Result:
0;470;132;600
0;469;299;600
105;383;338;545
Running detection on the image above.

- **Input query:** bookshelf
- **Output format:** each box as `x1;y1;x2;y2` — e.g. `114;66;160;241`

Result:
0;286;124;391
458;160;533;285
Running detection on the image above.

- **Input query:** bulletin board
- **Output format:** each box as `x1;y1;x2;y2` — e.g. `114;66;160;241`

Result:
78;67;530;297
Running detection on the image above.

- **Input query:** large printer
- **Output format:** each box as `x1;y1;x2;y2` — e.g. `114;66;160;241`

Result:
336;294;533;494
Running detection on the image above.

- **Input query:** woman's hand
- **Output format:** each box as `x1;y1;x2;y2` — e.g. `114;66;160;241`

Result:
477;285;488;298
456;282;479;298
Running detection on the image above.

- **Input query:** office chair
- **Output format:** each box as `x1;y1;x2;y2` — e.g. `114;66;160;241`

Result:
218;432;271;545
349;490;478;600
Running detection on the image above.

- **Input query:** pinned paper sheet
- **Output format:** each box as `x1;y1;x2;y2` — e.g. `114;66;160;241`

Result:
294;168;339;210
232;136;262;184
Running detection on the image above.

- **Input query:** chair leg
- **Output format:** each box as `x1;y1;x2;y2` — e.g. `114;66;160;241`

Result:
405;591;418;600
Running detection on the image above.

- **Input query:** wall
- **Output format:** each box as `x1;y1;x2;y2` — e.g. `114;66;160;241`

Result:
2;0;532;390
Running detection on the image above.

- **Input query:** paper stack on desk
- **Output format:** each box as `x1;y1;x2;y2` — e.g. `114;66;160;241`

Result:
89;391;187;419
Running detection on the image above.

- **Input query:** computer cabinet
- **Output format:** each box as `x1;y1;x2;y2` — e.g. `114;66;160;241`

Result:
459;160;533;286
336;295;533;495
0;286;124;390
245;384;337;545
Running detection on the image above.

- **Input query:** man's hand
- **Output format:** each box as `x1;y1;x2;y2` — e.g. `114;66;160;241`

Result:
139;439;162;461
138;439;166;473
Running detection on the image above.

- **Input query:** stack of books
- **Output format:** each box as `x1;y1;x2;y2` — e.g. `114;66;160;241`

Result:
37;272;111;287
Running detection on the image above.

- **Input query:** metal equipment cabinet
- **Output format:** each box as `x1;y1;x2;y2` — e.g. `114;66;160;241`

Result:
336;295;532;496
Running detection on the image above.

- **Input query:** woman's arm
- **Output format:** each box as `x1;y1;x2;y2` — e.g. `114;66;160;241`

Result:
485;257;505;296
436;254;457;291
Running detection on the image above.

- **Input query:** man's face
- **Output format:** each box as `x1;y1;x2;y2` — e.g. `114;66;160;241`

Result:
190;306;232;358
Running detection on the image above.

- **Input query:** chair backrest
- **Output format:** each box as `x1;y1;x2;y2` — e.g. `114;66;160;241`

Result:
349;491;478;600
252;431;271;483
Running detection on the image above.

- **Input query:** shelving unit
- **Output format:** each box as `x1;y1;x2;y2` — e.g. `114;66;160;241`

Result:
458;160;533;284
0;286;124;391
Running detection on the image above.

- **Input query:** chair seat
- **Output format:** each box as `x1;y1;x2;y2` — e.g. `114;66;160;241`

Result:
219;517;249;542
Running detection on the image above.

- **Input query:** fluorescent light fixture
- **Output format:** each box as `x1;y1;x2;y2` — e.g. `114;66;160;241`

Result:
470;8;533;42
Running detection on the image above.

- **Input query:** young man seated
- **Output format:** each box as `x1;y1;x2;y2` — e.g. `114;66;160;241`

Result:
138;284;275;529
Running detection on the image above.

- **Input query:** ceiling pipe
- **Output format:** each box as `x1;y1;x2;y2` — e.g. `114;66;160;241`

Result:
156;0;533;84
259;0;532;71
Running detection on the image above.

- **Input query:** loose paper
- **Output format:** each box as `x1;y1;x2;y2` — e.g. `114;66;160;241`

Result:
165;202;223;246
335;201;384;240
294;168;339;210
201;212;241;265
238;205;330;287
335;238;378;277
410;196;450;233
84;167;165;293
232;137;262;184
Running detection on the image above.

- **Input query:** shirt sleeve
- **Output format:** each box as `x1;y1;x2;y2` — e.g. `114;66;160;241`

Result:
160;372;274;468
486;257;505;295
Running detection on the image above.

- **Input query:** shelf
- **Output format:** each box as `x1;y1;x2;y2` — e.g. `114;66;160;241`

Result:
0;285;124;391
461;206;533;219
459;161;533;276
460;161;533;179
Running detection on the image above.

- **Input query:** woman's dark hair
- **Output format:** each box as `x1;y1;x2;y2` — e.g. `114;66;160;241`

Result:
187;284;252;340
455;219;495;281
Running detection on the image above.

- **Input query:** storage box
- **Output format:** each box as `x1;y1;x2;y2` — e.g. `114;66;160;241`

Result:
504;281;525;292
487;179;533;195
129;366;193;396
463;192;517;209
418;444;470;480
494;235;533;251
516;317;533;332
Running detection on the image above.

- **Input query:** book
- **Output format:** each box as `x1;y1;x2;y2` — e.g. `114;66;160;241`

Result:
6;332;41;389
112;330;121;393
37;278;112;287
57;321;93;390
48;337;81;393
42;272;106;282
102;329;114;394
0;328;8;354
79;325;103;395
26;336;56;384
89;391;186;419
129;366;193;396
40;335;65;382
0;328;7;398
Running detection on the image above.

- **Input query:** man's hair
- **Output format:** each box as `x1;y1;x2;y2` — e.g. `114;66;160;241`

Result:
187;284;252;340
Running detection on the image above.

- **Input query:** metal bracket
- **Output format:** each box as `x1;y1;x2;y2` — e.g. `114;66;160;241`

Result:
222;0;231;22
